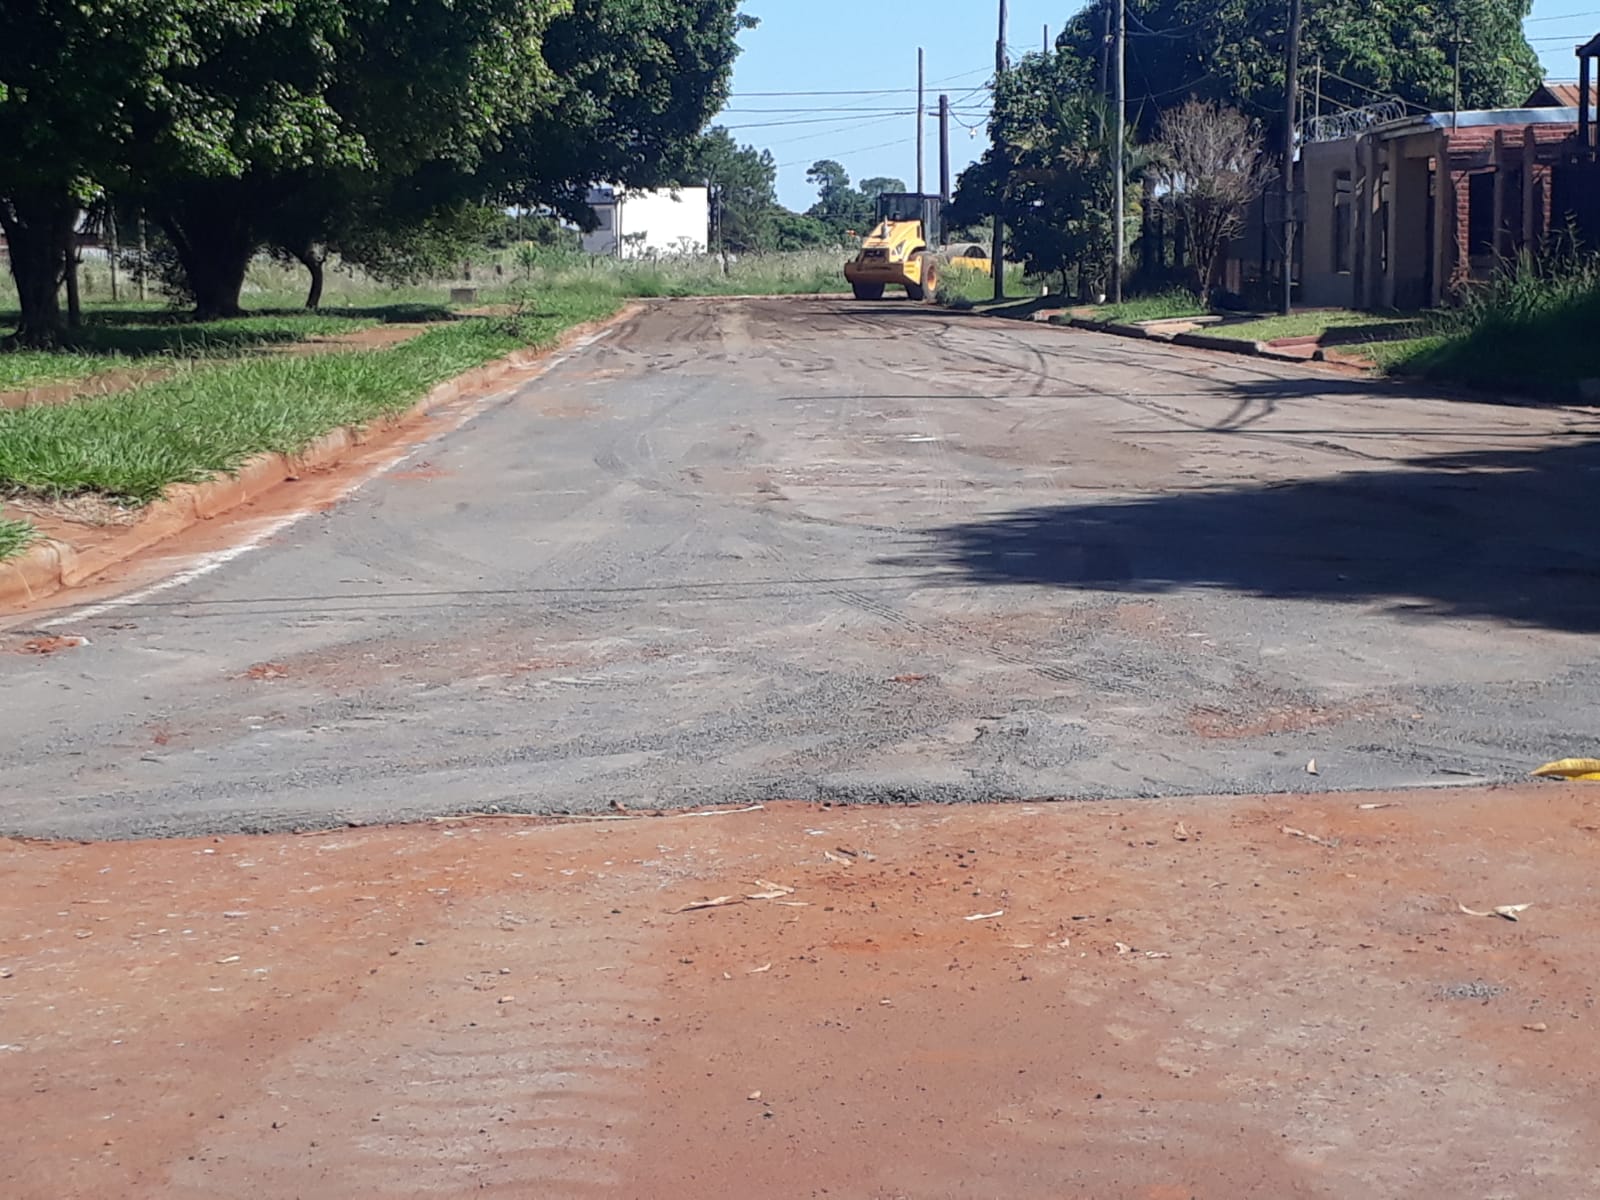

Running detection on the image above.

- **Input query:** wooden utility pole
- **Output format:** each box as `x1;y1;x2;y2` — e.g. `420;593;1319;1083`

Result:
1280;0;1302;315
1112;0;1126;302
916;48;926;194
939;93;952;204
992;0;1008;301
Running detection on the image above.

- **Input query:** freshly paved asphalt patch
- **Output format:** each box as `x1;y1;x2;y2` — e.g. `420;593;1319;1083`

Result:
4;298;1599;839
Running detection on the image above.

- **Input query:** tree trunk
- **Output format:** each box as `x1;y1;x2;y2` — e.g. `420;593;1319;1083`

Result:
153;183;258;319
290;244;325;310
0;191;73;347
62;221;82;329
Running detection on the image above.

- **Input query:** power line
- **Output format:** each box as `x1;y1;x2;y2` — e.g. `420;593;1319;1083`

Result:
776;135;910;170
1524;9;1600;22
728;65;993;100
760;111;912;149
723;106;924;115
721;111;915;130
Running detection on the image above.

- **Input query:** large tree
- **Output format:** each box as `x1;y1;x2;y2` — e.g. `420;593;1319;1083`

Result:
0;0;256;342
125;0;557;318
950;51;1142;296
805;160;874;236
683;126;780;253
1056;0;1541;140
486;1;750;227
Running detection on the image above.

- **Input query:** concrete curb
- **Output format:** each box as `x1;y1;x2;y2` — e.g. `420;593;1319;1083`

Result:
1064;318;1322;365
0;305;638;614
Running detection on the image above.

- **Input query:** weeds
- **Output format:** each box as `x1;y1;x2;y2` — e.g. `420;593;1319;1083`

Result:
1392;246;1600;394
1086;288;1209;324
0;506;37;561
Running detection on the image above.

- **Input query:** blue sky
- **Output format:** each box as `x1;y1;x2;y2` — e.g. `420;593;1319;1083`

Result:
721;1;1600;212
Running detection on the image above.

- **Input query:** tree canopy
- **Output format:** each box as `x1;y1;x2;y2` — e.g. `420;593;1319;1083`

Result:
1055;0;1542;140
950;51;1142;294
1;0;748;340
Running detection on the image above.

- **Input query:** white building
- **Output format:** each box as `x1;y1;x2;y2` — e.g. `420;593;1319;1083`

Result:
580;185;709;258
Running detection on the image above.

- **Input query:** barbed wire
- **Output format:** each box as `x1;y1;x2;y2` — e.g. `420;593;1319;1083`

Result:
1302;99;1409;143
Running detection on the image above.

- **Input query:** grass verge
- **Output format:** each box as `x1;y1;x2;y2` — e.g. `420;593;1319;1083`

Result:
0;293;618;508
1072;289;1209;325
0;310;384;393
1391;253;1600;397
935;264;1040;307
1204;310;1418;344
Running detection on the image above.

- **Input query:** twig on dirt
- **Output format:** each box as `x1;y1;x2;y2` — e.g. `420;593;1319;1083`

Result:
1457;902;1531;922
964;910;1004;921
1281;825;1339;848
672;895;744;913
822;849;853;866
745;879;796;900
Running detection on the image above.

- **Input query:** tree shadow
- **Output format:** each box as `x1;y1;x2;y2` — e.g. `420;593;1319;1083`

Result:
1315;320;1423;347
886;437;1600;633
333;303;457;324
0;303;458;360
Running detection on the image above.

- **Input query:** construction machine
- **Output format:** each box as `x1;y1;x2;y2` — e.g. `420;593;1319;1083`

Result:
843;193;944;301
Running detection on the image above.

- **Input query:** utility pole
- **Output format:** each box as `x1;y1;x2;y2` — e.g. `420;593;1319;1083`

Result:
992;0;1008;301
1112;0;1125;302
1451;18;1466;129
1314;56;1323;124
939;93;952;204
136;211;147;302
107;209;119;303
916;47;926;194
1280;0;1302;315
1044;24;1050;52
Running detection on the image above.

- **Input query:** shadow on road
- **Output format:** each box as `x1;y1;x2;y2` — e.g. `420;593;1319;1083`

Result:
885;437;1600;633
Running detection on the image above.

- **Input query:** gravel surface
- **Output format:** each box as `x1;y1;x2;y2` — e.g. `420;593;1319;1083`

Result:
3;297;1599;839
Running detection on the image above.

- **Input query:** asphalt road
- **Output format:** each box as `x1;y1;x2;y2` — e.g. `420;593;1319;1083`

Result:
5;297;1600;839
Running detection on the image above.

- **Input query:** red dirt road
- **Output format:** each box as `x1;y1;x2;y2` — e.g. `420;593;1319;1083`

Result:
5;786;1600;1198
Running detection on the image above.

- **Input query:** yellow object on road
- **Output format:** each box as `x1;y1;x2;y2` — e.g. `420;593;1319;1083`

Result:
1532;758;1600;780
843;193;943;302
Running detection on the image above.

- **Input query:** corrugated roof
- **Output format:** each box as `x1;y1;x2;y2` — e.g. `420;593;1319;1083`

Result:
1528;82;1582;107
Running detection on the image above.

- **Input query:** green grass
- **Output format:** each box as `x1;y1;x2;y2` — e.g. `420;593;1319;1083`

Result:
1390;252;1600;396
1205;310;1418;343
0;506;37;562
935;263;1040;307
0;291;618;507
0;309;389;392
1077;289;1209;325
1355;335;1449;371
491;249;848;301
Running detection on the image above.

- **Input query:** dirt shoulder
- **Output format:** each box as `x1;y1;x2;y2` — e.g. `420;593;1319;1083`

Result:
5;784;1598;1198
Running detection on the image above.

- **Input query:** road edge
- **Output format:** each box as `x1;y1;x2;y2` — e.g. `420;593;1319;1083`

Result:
0;303;641;613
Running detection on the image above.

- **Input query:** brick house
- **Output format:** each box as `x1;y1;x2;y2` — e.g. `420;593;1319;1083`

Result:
1298;106;1586;310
